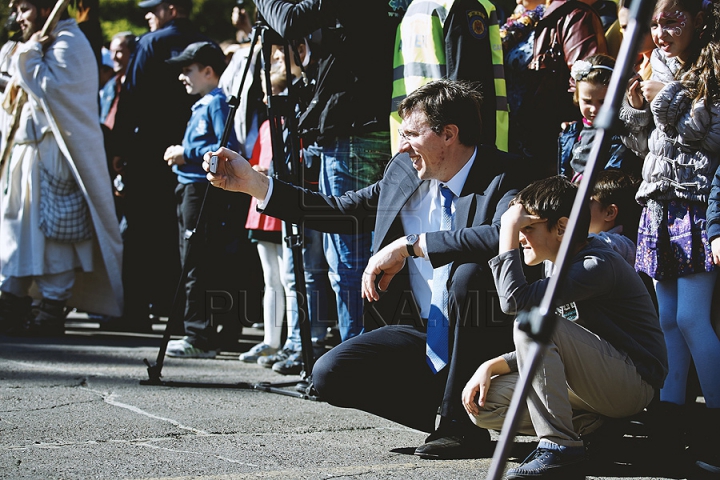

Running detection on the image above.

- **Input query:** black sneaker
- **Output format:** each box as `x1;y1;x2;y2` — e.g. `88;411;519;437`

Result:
507;447;588;479
272;351;303;375
257;347;294;368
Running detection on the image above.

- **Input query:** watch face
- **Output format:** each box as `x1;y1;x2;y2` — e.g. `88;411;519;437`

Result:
406;234;418;257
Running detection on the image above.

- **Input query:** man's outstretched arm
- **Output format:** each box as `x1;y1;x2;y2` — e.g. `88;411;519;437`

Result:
203;147;270;199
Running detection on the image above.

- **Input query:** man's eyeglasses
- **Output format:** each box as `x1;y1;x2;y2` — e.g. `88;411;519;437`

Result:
397;126;436;141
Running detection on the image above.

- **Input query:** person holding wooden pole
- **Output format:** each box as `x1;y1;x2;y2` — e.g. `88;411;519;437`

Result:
0;0;123;335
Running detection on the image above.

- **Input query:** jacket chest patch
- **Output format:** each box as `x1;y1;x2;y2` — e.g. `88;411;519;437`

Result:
195;119;208;136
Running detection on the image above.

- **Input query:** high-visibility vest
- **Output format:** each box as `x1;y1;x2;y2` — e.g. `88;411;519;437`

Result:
390;0;509;153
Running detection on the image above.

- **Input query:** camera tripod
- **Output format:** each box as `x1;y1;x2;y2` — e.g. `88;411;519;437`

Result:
141;19;320;401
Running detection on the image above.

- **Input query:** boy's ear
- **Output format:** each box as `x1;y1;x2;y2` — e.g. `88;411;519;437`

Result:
202;65;215;77
556;217;569;237
605;204;619;223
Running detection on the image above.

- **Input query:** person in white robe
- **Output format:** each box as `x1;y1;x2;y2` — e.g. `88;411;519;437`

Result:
0;0;123;335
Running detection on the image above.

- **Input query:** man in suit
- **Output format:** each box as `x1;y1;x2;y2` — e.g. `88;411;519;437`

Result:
204;80;522;459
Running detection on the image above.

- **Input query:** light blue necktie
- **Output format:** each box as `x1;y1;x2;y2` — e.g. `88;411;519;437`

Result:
426;184;454;374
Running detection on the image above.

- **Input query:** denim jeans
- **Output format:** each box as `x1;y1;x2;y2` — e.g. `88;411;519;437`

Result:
317;133;390;341
284;227;333;351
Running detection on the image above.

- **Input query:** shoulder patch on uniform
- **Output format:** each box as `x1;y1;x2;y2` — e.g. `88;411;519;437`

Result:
467;10;488;40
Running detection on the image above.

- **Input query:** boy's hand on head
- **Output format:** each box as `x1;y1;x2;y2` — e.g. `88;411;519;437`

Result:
502;204;544;230
499;204;545;254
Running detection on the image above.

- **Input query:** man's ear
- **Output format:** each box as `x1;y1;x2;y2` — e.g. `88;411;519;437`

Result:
441;124;459;144
556;217;569;238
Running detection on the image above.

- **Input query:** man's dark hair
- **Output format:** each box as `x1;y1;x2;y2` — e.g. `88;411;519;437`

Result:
511;175;590;242
397;79;484;146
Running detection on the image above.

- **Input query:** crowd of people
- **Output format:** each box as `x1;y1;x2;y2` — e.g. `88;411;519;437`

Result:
0;0;719;477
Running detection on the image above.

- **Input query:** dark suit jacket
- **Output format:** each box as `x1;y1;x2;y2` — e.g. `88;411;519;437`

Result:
262;145;524;331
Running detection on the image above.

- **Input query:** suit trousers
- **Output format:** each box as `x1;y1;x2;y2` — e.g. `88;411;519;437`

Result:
312;263;515;433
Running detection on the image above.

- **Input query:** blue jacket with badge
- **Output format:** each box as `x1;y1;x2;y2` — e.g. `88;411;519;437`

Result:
174;87;239;184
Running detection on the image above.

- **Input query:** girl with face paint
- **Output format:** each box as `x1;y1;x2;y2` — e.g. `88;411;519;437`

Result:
622;0;720;475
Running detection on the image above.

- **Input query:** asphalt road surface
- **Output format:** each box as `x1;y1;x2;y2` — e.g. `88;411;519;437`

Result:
0;315;706;479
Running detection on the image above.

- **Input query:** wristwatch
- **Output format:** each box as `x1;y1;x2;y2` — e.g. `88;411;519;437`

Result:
405;233;419;258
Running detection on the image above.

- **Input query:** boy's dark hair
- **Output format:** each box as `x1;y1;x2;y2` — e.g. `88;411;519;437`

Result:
511;175;590;242
397;79;484;147
592;169;641;238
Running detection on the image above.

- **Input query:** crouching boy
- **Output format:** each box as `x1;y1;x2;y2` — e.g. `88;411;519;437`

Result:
462;176;667;478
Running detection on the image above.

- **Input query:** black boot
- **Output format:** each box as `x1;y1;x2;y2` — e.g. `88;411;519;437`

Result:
28;298;67;336
692;407;720;476
0;291;32;335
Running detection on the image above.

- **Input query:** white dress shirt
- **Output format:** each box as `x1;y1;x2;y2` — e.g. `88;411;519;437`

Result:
401;149;476;318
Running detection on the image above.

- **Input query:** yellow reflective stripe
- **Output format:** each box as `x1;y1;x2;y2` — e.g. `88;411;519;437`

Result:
478;0;509;151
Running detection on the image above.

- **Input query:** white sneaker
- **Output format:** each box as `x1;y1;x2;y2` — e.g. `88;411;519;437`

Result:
238;342;278;363
166;338;186;350
166;337;216;359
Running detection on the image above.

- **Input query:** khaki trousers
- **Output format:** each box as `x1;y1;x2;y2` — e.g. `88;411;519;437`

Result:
470;319;655;448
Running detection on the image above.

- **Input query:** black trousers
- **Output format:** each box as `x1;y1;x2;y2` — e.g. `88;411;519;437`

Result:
176;182;256;349
122;159;181;325
312;262;515;433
